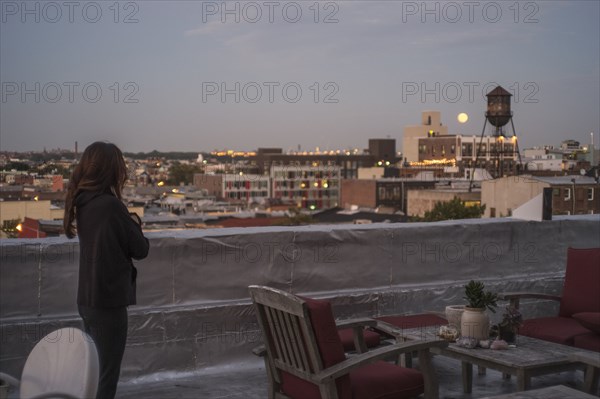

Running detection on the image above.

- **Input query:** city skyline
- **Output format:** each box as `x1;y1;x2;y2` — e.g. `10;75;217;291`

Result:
1;1;599;153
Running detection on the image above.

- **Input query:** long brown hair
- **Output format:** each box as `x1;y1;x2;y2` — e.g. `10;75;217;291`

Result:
63;142;128;238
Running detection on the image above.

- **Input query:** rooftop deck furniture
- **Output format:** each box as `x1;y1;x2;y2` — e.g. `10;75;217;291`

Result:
569;351;600;395
337;327;382;354
480;384;598;398
249;285;448;399
373;323;594;394
338;313;446;355
0;327;98;399
499;247;600;352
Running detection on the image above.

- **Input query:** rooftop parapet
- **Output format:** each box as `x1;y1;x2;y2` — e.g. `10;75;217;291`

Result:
1;215;598;378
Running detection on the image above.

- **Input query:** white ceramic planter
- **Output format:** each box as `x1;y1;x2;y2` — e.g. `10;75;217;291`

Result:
460;307;490;340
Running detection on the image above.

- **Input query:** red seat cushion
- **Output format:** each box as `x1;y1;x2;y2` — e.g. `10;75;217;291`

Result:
350;361;424;399
573;332;600;352
281;297;352;399
338;328;382;352
519;317;592;345
559;248;600;317
573;312;600;334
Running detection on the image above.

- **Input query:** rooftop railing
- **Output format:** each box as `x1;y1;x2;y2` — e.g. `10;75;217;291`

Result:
1;215;598;379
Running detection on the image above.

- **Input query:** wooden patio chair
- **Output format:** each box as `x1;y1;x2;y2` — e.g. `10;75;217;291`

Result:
249;285;447;399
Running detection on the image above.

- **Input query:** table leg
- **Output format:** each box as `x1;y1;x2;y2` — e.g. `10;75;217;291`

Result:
462;361;473;394
584;364;599;394
516;369;530;391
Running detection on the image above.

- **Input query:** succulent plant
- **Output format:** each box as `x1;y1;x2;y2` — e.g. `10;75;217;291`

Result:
464;280;498;313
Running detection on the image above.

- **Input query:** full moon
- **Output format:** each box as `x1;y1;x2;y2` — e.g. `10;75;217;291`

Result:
458;113;469;123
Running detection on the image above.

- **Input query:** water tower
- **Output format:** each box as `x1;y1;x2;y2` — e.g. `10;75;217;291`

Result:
486;86;512;135
469;86;522;189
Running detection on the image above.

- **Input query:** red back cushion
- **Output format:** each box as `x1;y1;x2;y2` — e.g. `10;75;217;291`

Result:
281;297;351;399
559;248;600;317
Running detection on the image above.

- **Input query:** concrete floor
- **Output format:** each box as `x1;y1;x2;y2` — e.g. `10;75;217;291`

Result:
116;355;592;399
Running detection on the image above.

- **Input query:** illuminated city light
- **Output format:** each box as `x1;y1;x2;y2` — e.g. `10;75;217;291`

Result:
409;159;456;167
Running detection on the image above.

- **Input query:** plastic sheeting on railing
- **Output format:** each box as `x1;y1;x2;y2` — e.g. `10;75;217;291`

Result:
1;215;598;378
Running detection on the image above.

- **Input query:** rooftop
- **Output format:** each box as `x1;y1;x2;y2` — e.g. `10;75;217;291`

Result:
115;356;587;398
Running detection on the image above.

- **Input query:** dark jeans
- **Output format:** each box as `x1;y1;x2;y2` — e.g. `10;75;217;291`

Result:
78;305;128;399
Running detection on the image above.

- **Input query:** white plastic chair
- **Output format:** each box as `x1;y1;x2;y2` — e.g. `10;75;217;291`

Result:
0;327;99;399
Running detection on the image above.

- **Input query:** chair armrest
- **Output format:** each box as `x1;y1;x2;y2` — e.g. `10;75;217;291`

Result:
252;345;266;357
0;371;20;387
336;318;378;353
315;339;448;383
497;292;562;309
335;317;377;330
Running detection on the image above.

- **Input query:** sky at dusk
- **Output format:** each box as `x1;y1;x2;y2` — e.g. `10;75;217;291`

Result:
1;1;599;153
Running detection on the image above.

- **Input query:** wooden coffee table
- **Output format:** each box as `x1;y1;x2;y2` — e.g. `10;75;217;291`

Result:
375;323;592;393
481;384;597;398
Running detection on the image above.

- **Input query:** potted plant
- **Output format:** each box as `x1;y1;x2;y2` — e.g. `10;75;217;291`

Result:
460;280;498;340
444;304;465;332
497;305;522;345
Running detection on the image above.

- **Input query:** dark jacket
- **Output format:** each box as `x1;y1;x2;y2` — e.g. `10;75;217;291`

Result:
76;191;149;308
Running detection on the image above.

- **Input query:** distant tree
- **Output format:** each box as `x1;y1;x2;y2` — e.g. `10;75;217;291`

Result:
273;208;314;226
420;197;485;222
4;161;30;171
29;151;76;162
167;162;202;185
36;163;71;177
1;219;21;238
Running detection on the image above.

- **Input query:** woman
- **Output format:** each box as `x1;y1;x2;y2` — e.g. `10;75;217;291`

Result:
64;142;149;399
